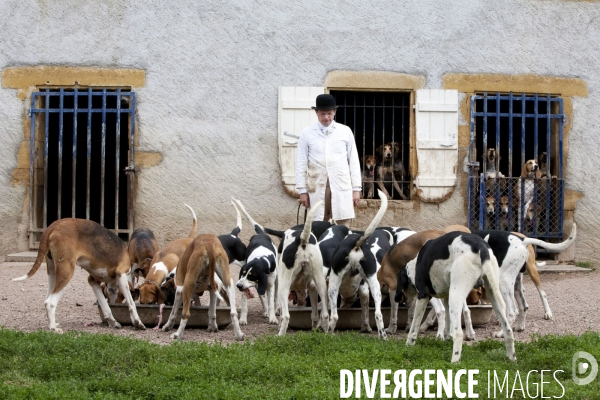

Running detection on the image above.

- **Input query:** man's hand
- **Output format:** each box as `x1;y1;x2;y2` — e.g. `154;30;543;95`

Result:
299;193;310;208
352;191;360;207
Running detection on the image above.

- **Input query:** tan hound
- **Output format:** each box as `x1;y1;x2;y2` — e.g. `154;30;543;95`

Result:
13;218;145;332
162;234;245;341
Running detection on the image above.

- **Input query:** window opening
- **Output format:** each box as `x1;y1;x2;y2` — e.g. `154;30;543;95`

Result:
29;88;136;246
330;90;411;200
468;92;564;239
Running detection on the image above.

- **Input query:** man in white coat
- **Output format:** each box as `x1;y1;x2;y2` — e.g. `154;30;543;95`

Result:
296;94;361;225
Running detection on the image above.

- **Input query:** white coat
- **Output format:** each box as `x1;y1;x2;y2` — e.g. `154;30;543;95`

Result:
295;121;361;221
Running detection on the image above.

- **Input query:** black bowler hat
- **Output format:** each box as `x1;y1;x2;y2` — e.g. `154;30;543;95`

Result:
312;94;338;110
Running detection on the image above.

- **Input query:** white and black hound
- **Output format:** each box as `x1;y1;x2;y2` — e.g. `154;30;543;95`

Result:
376;226;416;244
277;200;329;336
328;189;389;339
232;198;279;325
265;220;334;307
265;221;334;244
397;231;516;363
473;225;576;337
330;228;394;333
218;201;248;269
319;224;351;277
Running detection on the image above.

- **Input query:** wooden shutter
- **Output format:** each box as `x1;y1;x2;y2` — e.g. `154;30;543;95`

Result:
414;89;459;202
278;86;324;197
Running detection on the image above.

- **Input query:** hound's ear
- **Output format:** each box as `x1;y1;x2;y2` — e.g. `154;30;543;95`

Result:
156;285;166;304
160;287;169;302
131;288;140;301
376;145;383;155
535;166;542;179
161;278;175;291
521;162;529;178
396;269;410;297
393;142;401;154
257;270;268;296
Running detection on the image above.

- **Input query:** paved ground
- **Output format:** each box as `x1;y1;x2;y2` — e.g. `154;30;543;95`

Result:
1;260;597;345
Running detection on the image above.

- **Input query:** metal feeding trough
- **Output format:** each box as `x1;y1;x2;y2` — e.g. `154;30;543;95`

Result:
287;305;494;330
98;303;232;328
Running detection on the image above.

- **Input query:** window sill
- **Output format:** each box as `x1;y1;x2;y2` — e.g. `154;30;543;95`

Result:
357;199;415;210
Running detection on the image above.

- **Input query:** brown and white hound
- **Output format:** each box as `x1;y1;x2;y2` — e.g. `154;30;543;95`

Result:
128;227;159;285
375;142;408;200
134;204;197;306
13;218;146;332
361;154;378;199
484;148;505;179
162;233;245;341
516;159;541;230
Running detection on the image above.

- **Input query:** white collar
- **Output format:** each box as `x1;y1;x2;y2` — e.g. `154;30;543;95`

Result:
318;121;336;133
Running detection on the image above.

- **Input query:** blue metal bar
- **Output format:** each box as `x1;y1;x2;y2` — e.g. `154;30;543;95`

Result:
483;93;488;174
475;111;561;119
86;88;92;220
507;93;514;231
558;99;564;233
480;93;488;230
115;89;121;232
43;89;50;229
520;94;526;233
57;88;64;220
532;94;539;235
543;94;552;235
479;175;485;230
558;99;564;179
29;108;135;113
468;95;475;230
29;94;37;233
508;92;513;178
495;92;501;172
72;88;78;218
494;92;502;227
128;93;137;236
534;94;539;162
100;88;107;225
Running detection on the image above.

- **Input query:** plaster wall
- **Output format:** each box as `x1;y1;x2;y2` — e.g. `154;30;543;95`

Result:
1;0;599;261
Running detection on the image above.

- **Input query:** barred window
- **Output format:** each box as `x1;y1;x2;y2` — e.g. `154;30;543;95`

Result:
468;92;565;238
330;90;411;200
29;88;136;245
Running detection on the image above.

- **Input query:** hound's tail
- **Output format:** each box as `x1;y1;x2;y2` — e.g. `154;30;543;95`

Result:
232;197;265;235
356;189;388;248
207;251;218;294
300;200;325;245
230;200;243;237
263;228;286;238
184;204;198;239
522;223;577;251
13;223;56;282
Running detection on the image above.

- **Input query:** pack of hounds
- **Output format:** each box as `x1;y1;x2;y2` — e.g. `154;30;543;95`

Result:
12;189;576;363
482;147;559;233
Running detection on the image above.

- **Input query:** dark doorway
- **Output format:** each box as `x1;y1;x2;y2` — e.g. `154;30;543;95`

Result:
30;88;135;245
330;90;412;200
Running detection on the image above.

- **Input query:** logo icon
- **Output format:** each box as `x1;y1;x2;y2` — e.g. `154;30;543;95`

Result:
572;351;598;385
